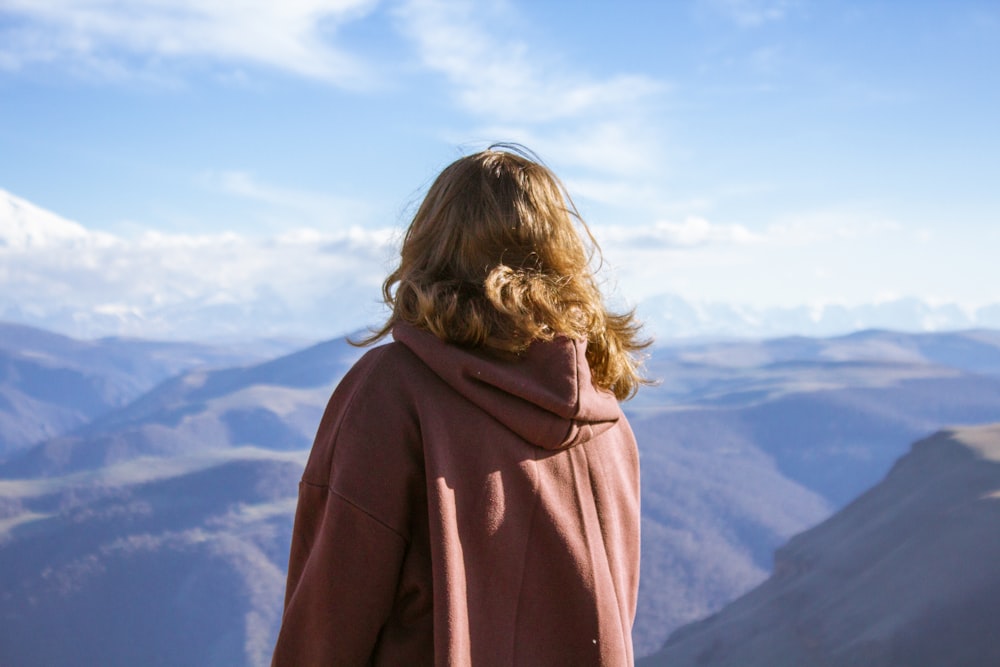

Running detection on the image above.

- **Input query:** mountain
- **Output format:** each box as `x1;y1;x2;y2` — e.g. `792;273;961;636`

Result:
627;329;1000;653
3;327;1000;662
0;188;93;249
639;423;1000;667
0;334;364;667
0;448;304;667
0;321;304;459
0;335;364;478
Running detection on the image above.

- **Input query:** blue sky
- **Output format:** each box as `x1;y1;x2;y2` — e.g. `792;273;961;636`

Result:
1;0;998;340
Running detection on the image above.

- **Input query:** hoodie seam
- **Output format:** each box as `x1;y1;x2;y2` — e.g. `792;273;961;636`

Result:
315;343;415;542
336;486;410;544
299;479;409;544
301;344;391;490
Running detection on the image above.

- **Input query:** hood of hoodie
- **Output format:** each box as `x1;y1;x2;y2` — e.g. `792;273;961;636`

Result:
393;323;620;450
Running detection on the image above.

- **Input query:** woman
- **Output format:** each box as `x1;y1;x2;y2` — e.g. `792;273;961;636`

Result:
272;145;648;666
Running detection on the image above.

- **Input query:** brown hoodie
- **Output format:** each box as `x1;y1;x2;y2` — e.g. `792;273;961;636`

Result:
272;323;640;666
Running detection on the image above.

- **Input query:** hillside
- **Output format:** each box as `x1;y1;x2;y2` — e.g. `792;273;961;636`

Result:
0;449;304;667
0;321;302;459
628;330;1000;652
2;327;1000;661
640;424;1000;667
0;332;364;666
0;335;362;478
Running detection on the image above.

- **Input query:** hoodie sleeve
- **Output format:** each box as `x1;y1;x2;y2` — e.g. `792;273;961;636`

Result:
271;345;423;666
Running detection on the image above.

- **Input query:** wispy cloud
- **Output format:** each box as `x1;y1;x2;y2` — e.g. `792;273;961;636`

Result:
393;0;666;180
596;217;760;249
394;0;660;125
763;210;902;245
703;0;797;27
594;208;903;257
200;171;374;229
0;0;377;85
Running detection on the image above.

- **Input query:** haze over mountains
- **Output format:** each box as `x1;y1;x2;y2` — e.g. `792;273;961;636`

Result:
4;187;1000;342
638;293;1000;340
3;323;1000;664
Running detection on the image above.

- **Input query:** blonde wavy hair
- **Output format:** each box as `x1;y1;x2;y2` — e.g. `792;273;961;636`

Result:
357;144;650;400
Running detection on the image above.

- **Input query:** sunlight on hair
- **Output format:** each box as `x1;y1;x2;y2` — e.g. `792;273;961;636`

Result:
355;143;651;400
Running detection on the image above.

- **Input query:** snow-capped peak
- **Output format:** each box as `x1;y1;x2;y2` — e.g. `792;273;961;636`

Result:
0;188;92;250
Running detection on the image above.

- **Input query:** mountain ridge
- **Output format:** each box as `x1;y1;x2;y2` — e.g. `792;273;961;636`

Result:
0;321;303;459
640;423;1000;667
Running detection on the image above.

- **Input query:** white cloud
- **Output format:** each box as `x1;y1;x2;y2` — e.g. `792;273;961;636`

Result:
588;207;969;311
0;189;396;340
0;0;377;85
4;188;995;341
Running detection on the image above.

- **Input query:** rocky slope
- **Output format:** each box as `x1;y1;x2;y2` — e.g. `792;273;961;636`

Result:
627;330;1000;651
640;423;1000;667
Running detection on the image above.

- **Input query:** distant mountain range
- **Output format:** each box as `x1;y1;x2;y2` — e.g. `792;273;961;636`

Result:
0;321;302;459
0;333;364;479
640;424;1000;667
3;186;999;341
637;292;1000;340
2;324;1000;663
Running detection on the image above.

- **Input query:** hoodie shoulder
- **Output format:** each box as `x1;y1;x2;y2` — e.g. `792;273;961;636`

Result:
302;340;431;539
305;340;432;469
344;338;439;391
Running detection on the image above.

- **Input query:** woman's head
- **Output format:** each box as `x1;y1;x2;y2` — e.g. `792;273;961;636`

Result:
361;144;649;399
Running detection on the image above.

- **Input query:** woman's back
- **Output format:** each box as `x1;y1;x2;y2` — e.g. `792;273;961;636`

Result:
272;145;647;665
